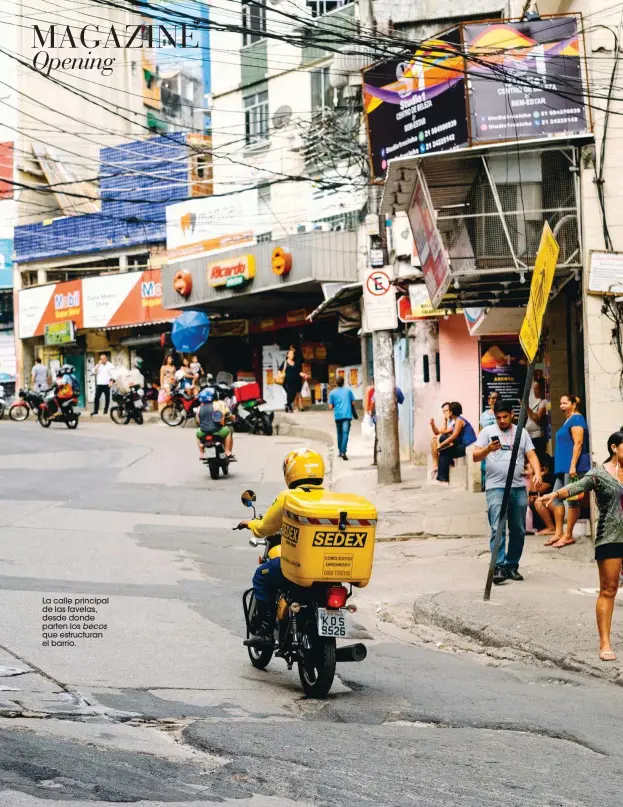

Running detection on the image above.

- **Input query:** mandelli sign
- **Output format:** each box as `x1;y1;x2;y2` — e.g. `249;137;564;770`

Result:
207;255;256;289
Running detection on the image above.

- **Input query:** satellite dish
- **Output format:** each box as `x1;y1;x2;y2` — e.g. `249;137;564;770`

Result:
272;105;293;129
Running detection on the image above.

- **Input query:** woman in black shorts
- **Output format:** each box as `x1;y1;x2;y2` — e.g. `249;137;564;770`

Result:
539;431;623;662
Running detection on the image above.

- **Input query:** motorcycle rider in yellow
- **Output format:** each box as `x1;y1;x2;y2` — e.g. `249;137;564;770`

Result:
238;448;325;648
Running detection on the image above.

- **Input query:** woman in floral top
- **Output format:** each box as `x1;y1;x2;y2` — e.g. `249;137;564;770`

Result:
539;431;623;662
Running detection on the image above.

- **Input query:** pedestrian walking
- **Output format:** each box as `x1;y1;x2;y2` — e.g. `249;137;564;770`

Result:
538;431;623;662
91;353;113;416
473;399;542;584
280;348;306;413
434;402;477;485
31;357;49;393
542;394;591;548
329;376;356;460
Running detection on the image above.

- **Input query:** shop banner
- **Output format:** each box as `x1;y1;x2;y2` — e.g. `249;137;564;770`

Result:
465;18;587;144
18;279;83;339
480;341;528;412
363;31;468;179
83;269;177;329
166;189;259;263
250;309;312;334
407;166;451;309
18;270;178;339
398;284;459;321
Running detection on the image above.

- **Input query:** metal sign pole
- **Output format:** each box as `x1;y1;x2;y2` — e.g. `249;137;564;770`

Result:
483;359;536;601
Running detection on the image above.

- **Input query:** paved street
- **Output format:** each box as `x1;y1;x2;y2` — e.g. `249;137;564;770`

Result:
1;419;623;806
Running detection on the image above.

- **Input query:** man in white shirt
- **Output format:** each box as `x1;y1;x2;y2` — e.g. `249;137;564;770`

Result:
31;357;49;393
473;399;541;586
91;353;113;416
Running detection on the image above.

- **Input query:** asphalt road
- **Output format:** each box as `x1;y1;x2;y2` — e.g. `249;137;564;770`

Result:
0;418;622;806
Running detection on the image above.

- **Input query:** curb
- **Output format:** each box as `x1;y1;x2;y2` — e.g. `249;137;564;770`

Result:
412;594;623;685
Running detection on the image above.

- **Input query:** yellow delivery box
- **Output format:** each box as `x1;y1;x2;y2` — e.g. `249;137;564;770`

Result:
281;489;377;588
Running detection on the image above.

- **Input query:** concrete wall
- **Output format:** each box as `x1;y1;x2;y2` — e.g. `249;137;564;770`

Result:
439;315;481;432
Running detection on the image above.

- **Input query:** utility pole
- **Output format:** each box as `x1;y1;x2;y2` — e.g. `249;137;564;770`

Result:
366;187;401;485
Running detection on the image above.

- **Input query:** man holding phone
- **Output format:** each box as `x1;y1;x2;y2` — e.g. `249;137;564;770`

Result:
473;399;542;585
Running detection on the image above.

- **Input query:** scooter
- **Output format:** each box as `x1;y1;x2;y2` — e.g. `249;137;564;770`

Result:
38;395;80;429
110;384;145;425
235;491;368;699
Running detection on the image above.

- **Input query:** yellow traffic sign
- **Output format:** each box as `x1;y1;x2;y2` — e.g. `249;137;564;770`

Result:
520;222;559;362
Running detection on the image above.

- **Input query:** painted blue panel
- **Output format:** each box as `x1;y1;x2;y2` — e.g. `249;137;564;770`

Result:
0;238;13;289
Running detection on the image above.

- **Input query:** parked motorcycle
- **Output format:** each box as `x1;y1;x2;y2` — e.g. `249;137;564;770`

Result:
9;388;45;421
110;384;145;425
160;383;198;427
236;490;372;698
38;395;80;429
0;385;8;420
232;398;274;436
200;433;231;480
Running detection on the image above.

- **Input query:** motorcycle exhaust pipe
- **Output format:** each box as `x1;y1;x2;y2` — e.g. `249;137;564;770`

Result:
335;643;367;663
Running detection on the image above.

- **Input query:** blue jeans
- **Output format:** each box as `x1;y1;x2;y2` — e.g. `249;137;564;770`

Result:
252;557;286;602
335;418;352;456
486;487;528;570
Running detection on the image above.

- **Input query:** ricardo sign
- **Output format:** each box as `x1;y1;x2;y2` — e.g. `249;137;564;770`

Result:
207;255;256;289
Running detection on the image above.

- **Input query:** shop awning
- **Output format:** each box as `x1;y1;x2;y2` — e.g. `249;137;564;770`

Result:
308;283;362;321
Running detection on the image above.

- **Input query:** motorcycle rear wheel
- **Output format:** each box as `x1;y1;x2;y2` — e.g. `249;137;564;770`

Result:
207;459;220;480
9;403;29;422
110;406;129;425
259;412;273;436
134;411;144;425
298;637;336;699
161;404;183;427
66;415;79;430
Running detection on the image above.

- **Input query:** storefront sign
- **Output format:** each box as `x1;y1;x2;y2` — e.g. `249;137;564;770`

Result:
211;319;249;337
407;166;451;310
166;189;259;263
465;18;587;145
18;270;178;339
207;255;256;289
363;31;468;179
480;341;528;412
44;320;75;346
519;222;559;362
250;309;313;333
271;246;292;277
398;285;460;321
173;268;193;297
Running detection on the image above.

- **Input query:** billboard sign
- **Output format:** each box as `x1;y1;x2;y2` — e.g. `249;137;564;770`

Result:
464;17;587;143
166;189;259;263
363;31;468;180
406;166;451;309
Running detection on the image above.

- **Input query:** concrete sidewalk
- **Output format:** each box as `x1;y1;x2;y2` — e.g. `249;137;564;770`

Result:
273;409;623;685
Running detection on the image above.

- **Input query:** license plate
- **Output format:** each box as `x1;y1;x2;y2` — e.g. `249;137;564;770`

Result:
317;608;348;638
257;404;268;412
205;447;216;458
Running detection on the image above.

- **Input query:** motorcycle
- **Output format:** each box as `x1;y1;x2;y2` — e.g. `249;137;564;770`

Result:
110;384;145;425
200;432;231;480
0;385;8;420
236;490;368;699
232;398;274;436
38;394;80;429
9;388;45;421
160;382;198;427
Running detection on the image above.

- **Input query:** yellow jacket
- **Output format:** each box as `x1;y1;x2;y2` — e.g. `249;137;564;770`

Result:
248;487;325;538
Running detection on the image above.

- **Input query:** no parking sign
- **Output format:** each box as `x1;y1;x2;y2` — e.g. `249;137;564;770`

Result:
362;267;397;331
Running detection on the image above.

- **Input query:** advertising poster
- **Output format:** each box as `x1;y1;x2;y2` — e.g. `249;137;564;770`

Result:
480;340;528;412
465;17;587;143
406;167;451;309
18;279;83;339
363;31;468;179
166;189;259;263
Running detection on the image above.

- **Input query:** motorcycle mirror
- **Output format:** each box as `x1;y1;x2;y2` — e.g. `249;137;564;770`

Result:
241;490;257;507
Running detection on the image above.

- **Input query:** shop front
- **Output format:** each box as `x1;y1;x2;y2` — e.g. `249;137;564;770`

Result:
17;269;179;404
162;227;363;408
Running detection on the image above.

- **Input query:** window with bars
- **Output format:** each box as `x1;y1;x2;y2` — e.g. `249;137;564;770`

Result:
244;89;269;147
242;0;267;45
306;0;351;17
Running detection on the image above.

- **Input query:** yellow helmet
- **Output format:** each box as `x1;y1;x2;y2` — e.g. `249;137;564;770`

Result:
283;448;325;488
